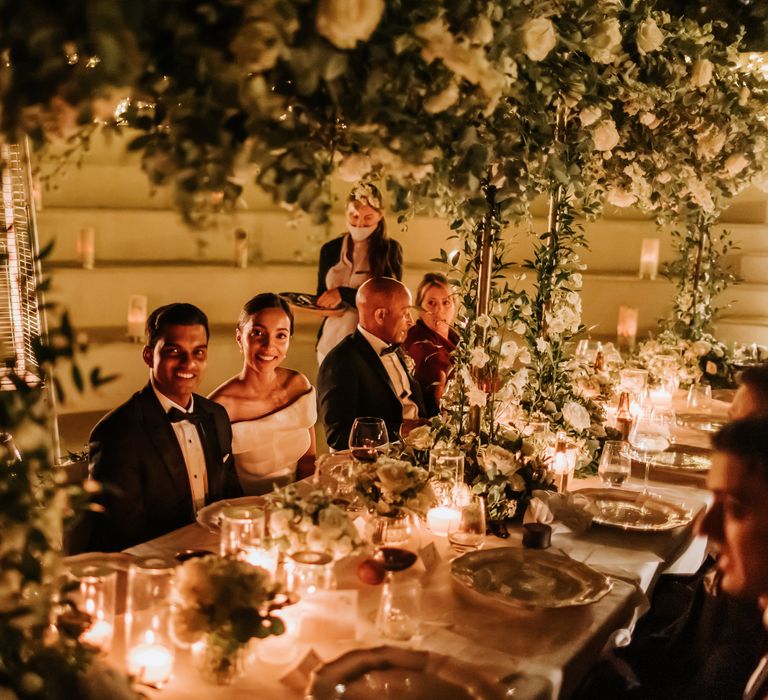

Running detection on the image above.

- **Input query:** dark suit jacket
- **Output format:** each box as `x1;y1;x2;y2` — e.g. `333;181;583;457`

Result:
85;382;242;551
317;330;427;450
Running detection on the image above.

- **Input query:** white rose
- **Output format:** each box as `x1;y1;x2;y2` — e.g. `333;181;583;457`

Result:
657;171;671;184
337;153;372;182
636;18;664;54
467;383;487;407
592;119;620;152
579;105;602;127
739;86;750;106
476;314;492;329
586;19;622;64
724;153;749;177
696;128;726;161
316;0;384;49
639;111;660;128
468;16;494;45
376;461;413;495
500;340;519;369
318;505;349;539
470;347;490;368
690;58;713;88
562;401;591;432
686;177;714;212
606;186;637;207
692;340;712;356
521;17;557;62
404;424;434;450
424;82;459;114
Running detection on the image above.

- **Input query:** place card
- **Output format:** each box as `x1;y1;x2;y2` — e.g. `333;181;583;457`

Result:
280;648;322;693
418;542;441;574
298;590;358;642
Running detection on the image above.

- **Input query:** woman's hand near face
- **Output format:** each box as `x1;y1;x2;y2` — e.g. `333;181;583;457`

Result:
317;288;343;308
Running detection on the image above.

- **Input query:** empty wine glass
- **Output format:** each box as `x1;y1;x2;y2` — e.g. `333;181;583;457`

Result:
651;405;677;446
447;496;486;552
374;547;420;641
629;410;671;494
598;440;631;487
349;417;389;462
687;383;712;413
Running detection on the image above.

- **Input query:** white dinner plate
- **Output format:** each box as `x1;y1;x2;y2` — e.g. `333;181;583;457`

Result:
196;495;267;532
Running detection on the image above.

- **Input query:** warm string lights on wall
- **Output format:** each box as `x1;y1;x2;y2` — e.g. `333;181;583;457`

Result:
0;142;43;388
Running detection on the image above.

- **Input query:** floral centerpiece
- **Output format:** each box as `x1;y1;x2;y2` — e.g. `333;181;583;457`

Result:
171;555;284;685
350;456;433;519
265;486;363;560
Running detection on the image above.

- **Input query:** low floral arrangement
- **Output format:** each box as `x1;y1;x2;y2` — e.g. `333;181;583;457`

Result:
401;423;554;535
265;486;363;560
170;555;284;684
732;342;768;367
636;329;733;388
350;456;433;518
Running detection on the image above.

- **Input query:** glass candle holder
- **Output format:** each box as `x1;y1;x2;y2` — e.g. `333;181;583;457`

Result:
126;557;176;687
220;506;278;576
428;447;465;506
70;564;117;653
285;551;335;597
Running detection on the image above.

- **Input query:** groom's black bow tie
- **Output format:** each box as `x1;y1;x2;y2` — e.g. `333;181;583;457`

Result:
380;343;401;356
167;406;202;425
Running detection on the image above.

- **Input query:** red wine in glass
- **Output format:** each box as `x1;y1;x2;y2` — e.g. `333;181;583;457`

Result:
351;446;379;462
376;547;418;572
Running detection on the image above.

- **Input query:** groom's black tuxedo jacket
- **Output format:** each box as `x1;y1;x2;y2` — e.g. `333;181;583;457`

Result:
85;382;242;552
317;330;427;450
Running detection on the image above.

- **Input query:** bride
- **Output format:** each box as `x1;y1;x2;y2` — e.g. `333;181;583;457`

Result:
209;293;316;495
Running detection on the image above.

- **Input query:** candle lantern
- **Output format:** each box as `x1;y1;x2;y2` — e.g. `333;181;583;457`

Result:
125;557;176;687
428;447;465;506
70;564;117;653
547;432;577;493
638;238;660;279
219;506;278;577
77;227;96;270
234;228;249;269
127;295;148;342
617;306;639;350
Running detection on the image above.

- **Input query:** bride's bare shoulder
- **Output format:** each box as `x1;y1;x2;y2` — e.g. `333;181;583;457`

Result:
279;368;312;395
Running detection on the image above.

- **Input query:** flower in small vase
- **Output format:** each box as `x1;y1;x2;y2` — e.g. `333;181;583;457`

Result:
316;0;385;49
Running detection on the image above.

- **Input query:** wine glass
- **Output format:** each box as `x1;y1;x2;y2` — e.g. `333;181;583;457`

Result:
629;410;671;494
447;496;486;552
687;383;712;413
651;405;677;446
598;440;631;487
348;417;389;462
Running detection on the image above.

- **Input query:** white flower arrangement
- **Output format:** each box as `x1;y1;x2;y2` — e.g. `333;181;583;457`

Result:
266;486;363;560
350;456;433;518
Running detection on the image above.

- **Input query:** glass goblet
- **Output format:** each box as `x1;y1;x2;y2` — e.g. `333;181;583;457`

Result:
629;411;670;494
349;417;389;462
447;496;486;552
687;383;712;413
598;440;631;487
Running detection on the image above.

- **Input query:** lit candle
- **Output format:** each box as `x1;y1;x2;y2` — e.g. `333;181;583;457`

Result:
240;546;279;576
638;238;660;280
80;617;113;652
127;641;173;686
426;506;461;536
617;306;639;350
77;227;96;269
649;388;673;408
127;295;148;341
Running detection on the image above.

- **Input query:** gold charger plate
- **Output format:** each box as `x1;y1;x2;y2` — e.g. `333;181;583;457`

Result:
579;488;692;532
196;495;267;532
648;444;711;472
307;646;515;700
676;412;727;434
450;547;612;609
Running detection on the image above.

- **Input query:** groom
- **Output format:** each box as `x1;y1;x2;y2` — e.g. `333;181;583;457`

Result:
85;303;241;551
318;277;426;450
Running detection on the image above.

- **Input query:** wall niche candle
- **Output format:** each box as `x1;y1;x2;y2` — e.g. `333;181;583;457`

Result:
77;227;96;270
617;306;639;350
638;238;660;280
127;295;148;342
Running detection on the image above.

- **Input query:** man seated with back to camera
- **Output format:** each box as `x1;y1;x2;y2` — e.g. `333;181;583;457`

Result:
317;277;427;451
85;303;242;552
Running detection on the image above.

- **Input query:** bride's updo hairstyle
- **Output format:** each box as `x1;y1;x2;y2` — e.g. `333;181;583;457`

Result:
238;293;294;336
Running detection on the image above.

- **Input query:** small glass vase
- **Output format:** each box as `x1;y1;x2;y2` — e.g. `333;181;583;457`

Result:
371;512;413;548
191;635;251;686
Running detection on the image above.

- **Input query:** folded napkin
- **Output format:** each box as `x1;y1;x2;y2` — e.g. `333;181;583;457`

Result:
524;490;599;533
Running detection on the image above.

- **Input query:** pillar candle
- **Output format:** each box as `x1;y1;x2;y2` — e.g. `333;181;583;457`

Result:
638;238;660;280
77;227;96;270
127;295;148;342
617;306;639;350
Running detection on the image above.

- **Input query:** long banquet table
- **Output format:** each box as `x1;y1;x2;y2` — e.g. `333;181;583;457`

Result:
104;467;711;700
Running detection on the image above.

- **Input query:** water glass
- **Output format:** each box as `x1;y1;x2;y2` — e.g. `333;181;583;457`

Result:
687;383;712;413
375;576;421;641
428;448;465;506
285;551;335;597
619;368;648;398
598;440;631;487
651;405;677;445
447;496;486;551
349;417;389;462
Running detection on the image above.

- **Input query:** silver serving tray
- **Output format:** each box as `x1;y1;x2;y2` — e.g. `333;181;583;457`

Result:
450;547;612;609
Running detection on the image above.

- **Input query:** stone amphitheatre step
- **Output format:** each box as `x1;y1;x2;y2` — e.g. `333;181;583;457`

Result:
716;315;768;345
718;282;768;317
740;250;768;284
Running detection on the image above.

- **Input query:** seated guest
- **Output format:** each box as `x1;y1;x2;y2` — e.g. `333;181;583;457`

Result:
87;303;242;551
729;363;768;420
403;272;458;416
317;277;427;450
209;294;316;495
